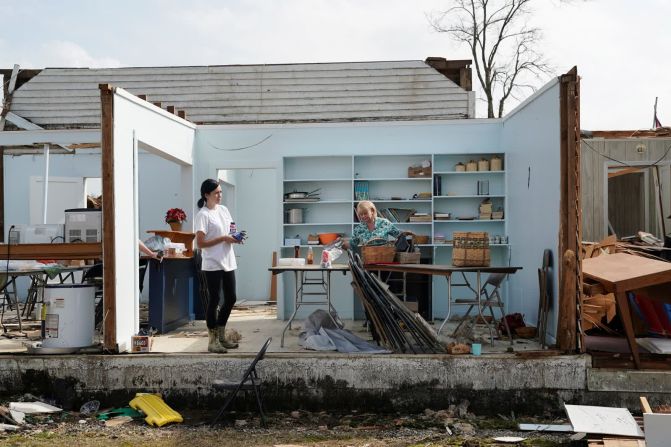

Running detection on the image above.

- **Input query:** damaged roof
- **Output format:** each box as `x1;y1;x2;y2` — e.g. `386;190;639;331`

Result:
1;59;473;128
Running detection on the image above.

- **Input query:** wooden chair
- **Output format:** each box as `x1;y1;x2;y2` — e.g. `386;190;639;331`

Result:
211;337;272;427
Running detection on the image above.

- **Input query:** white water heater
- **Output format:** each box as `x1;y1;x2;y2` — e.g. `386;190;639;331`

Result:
42;284;95;349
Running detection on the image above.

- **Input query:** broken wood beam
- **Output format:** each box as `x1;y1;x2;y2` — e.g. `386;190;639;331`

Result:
558;249;577;352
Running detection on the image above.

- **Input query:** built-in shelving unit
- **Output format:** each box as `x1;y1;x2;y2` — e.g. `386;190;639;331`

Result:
281;153;508;321
282;153;508;253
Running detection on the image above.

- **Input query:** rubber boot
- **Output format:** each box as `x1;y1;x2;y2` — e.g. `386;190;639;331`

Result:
217;326;239;349
208;328;227;353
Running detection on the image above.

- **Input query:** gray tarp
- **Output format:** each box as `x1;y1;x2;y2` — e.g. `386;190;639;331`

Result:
298;309;390;354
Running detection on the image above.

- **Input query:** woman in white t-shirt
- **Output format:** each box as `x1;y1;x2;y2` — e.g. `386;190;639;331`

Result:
194;179;242;353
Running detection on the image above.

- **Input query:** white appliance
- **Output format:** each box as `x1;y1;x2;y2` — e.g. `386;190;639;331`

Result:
42;284;95;348
64;208;102;243
8;224;64;244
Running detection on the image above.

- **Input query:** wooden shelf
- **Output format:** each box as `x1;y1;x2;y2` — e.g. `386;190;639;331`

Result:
0;242;102;260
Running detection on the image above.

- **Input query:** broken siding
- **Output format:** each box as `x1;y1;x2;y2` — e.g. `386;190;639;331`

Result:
9;61;471;127
581;137;671;241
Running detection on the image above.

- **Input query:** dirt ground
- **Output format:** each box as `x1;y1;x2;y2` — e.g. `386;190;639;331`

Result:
0;406;577;447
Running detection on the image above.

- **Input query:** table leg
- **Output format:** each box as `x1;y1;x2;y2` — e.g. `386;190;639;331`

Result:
437;274;452;335
615;290;641;369
474;270;494;344
325;271;339;327
281;270;302;348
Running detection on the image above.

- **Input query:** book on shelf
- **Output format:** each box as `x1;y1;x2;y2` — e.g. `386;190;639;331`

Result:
409;215;431;222
433;174;442;197
354;181;369;201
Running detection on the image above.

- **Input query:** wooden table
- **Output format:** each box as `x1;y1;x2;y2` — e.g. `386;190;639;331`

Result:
366;264;522;342
269;264;349;347
582;252;671;369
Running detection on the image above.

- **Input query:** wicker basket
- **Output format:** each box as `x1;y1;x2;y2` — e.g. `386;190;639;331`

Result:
361;238;396;264
395;251;421;264
452;231;490;267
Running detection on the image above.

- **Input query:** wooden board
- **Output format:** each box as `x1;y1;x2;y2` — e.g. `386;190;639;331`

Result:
0;242;102;260
582;253;671;287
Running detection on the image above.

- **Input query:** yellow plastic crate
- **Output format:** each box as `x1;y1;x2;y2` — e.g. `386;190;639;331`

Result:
129;393;183;427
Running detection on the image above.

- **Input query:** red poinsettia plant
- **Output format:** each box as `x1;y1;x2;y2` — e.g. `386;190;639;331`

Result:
165;208;187;223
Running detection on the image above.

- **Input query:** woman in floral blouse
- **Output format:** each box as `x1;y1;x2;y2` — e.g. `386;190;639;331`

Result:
348;200;401;248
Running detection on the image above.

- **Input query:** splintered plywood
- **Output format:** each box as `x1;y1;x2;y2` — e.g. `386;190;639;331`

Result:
581;253;671;288
564;404;644;438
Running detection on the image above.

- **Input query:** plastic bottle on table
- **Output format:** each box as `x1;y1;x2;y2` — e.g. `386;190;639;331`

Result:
307;246;314;264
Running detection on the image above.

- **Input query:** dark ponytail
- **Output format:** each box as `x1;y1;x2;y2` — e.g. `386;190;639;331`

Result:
198;178;219;208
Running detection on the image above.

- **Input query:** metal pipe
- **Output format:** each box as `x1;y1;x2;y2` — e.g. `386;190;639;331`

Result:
42;143;50;224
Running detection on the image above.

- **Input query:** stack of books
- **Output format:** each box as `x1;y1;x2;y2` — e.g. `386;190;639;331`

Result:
492;208;504;220
479;199;492;220
409;213;431;222
434;212;452;220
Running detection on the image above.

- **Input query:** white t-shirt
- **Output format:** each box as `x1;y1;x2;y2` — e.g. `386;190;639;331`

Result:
194;205;237;272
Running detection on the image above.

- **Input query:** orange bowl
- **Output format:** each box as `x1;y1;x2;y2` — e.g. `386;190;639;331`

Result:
318;233;339;245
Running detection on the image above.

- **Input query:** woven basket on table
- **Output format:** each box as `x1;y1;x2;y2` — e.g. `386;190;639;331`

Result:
395;251;421;264
451;231;490;267
394;232;421;264
361;238;396;264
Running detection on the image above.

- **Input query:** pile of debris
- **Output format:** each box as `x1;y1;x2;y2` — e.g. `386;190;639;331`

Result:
348;251;446;354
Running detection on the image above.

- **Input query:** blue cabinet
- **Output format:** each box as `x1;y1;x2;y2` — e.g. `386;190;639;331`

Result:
148;257;200;333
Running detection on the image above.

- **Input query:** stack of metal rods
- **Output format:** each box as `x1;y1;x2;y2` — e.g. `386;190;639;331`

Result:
348;252;446;354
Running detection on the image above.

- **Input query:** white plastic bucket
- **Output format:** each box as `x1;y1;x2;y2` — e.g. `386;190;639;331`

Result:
42;284;95;348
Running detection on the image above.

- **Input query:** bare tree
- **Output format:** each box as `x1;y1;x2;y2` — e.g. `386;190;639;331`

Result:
429;0;552;118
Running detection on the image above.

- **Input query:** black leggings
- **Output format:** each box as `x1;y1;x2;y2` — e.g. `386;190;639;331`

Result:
203;269;237;329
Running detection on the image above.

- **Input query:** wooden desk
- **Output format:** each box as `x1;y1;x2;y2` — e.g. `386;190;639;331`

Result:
582;252;671;369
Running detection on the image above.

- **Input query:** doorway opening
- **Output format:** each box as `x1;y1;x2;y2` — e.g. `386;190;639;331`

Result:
216;168;278;303
607;163;670;239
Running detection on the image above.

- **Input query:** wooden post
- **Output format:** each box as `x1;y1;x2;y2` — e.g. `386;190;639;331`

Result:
558;249;577;352
269;251;277;302
100;84;117;352
558;67;581;350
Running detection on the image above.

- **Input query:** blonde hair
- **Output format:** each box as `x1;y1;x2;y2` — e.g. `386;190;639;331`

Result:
356;200;377;219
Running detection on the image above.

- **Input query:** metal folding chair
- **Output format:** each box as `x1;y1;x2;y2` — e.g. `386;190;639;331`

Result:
452;272;512;344
211;337;272;427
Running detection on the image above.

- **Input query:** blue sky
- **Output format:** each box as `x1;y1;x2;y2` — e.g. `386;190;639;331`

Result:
1;0;669;129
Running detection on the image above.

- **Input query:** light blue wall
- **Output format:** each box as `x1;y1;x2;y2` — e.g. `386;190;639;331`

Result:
194;120;505;319
502;79;561;341
4;107;562;323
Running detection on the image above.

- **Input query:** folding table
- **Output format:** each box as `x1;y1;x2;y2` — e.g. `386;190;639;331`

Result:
269;264;349;347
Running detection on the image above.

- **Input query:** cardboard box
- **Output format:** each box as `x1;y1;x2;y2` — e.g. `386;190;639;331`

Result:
131;335;153;353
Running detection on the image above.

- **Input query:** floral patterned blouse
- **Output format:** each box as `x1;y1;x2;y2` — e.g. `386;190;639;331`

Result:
350;217;401;248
